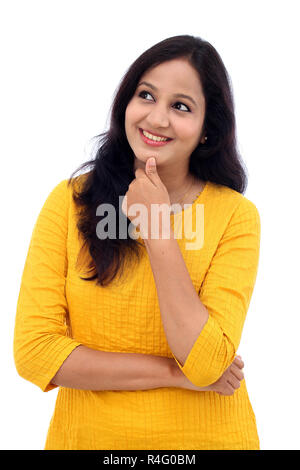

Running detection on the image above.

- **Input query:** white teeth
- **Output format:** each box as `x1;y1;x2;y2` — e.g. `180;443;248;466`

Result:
142;130;168;142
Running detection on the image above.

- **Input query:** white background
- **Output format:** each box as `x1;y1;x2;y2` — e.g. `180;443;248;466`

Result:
1;0;299;450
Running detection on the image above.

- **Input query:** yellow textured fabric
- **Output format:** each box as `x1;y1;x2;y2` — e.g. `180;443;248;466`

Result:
13;175;261;450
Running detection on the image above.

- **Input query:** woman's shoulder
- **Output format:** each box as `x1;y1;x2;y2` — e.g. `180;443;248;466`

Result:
203;181;260;237
207;181;259;215
61;171;91;194
45;172;91;208
40;173;90;217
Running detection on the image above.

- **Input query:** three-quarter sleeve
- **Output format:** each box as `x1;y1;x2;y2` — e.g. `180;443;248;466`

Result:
13;179;83;392
172;197;261;387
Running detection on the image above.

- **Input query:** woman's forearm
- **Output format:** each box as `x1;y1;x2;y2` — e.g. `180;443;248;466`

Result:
50;345;195;391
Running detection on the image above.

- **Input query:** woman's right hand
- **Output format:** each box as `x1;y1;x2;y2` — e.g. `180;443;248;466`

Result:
176;356;244;396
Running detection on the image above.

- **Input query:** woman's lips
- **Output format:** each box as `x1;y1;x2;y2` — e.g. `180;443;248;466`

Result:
140;128;172;139
139;128;173;147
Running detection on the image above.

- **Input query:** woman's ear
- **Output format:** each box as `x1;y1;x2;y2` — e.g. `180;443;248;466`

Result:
199;133;207;144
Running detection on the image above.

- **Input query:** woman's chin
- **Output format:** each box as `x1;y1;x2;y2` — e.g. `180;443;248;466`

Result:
134;153;155;166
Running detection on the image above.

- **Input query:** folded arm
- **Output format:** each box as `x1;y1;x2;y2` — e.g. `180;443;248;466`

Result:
13;179;206;393
145;197;261;387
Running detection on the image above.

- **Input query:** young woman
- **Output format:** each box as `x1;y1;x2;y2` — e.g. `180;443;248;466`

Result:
13;35;260;450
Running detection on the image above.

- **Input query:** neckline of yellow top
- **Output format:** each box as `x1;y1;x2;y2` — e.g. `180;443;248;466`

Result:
134;181;210;243
170;180;210;217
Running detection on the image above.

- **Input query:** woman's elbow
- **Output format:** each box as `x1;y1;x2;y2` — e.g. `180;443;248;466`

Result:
185;338;236;387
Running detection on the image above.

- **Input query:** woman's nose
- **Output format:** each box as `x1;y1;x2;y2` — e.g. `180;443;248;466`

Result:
147;107;170;128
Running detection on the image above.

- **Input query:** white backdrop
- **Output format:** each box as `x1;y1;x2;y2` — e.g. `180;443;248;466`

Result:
1;0;299;450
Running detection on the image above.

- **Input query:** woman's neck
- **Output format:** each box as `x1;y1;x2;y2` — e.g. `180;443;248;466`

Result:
133;157;195;201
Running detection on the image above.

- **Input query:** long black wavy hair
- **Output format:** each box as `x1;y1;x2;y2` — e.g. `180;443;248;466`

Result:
67;34;248;287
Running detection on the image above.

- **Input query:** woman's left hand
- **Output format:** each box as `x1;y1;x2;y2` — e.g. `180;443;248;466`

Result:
121;157;171;240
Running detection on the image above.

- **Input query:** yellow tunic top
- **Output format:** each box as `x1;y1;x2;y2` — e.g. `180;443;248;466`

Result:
13;175;261;450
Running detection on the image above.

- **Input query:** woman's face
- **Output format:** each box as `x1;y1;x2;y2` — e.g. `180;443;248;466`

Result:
125;58;206;169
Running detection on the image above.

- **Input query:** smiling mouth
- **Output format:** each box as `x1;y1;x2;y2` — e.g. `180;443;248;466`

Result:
138;128;174;147
139;128;173;141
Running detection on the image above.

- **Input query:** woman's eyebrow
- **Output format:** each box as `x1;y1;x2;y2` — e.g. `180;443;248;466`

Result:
137;81;197;107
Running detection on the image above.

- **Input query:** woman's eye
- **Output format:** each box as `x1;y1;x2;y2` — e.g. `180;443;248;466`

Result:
138;90;153;101
174;102;190;112
138;90;190;112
